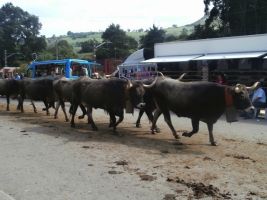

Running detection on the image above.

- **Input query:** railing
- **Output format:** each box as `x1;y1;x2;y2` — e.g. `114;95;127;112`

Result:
162;69;267;86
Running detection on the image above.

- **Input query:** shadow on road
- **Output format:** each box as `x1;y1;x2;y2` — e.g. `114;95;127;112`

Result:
0;108;208;156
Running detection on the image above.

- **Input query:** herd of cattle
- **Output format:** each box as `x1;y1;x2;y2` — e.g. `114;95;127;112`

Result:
0;75;259;146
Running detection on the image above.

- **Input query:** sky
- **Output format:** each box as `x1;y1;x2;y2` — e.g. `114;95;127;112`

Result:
1;0;205;37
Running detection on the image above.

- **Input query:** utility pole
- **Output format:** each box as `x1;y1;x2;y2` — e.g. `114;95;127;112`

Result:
4;50;22;67
56;39;59;60
93;41;112;61
4;50;7;67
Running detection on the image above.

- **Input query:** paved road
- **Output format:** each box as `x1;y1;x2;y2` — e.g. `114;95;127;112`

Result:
0;98;266;200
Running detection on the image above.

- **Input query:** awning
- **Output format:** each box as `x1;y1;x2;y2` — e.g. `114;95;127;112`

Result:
142;55;202;63
193;51;267;60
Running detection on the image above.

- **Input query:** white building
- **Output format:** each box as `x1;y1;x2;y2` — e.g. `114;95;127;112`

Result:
143;34;267;84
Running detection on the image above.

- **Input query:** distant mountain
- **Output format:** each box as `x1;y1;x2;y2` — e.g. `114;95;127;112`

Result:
47;16;207;53
186;15;207;26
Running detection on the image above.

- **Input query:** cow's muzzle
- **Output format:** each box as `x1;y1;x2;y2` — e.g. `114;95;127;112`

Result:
245;106;255;115
136;102;146;109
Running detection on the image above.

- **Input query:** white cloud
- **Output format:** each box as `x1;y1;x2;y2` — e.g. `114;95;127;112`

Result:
1;0;204;37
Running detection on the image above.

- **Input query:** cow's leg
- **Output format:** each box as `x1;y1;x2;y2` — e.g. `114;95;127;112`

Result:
50;101;55;109
16;98;21;110
6;95;10;111
70;103;78;128
109;112;116;127
19;96;24;113
182;118;199;137
78;104;87;119
60;101;69;122
136;109;145;127
162;110;179;139
54;101;60;119
43;100;50;115
207;122;216;146
42;101;54;111
151;109;162;134
146;109;160;133
31;100;37;113
69;104;73;115
113;111;124;132
87;106;98;131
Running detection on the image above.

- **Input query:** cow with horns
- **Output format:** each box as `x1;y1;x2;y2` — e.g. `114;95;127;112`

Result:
143;77;257;145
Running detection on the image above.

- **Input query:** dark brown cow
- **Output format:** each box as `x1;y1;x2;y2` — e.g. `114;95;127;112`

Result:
144;78;257;145
53;77;87;122
19;78;55;115
70;78;149;132
0;79;21;111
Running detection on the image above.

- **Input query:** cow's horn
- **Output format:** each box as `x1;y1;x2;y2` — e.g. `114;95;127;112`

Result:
246;81;260;90
157;71;165;77
120;76;133;88
143;76;158;88
177;73;186;81
127;80;133;88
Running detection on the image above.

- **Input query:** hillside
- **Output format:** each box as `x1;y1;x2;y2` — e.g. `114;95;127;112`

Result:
47;16;207;53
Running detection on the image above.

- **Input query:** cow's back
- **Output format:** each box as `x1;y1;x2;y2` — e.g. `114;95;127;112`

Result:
53;79;74;101
22;78;54;100
73;78;126;109
152;79;225;118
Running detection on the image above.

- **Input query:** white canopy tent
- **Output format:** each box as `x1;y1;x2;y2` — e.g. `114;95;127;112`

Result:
118;48;157;80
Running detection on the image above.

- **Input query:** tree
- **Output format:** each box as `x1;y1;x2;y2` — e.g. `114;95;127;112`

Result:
47;40;76;60
79;39;98;53
201;0;267;37
165;34;179;42
139;25;166;59
0;3;46;66
99;24;138;60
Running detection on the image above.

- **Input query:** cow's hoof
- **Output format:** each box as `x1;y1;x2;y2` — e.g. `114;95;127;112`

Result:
211;141;217;146
136;123;141;128
182;132;192;137
155;127;161;133
92;127;98;131
65;119;69;122
71;124;75;128
174;135;180;140
78;115;84;119
54;116;58;119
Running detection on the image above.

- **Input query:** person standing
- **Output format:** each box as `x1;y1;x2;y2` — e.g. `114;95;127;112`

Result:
215;73;227;85
14;73;21;80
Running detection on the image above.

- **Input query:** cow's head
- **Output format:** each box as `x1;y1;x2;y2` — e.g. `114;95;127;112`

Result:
126;80;146;109
231;82;260;111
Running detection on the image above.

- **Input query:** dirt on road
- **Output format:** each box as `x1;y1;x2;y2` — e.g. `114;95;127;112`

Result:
0;103;266;200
